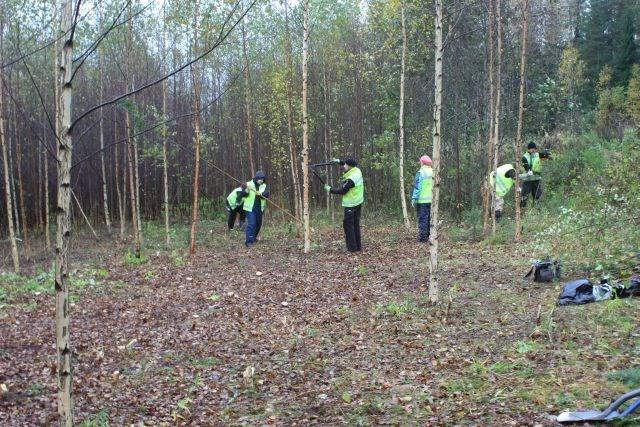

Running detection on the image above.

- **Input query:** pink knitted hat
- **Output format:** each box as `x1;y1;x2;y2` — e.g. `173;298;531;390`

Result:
420;155;432;165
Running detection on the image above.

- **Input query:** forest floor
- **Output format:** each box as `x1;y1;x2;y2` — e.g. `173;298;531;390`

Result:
1;219;639;426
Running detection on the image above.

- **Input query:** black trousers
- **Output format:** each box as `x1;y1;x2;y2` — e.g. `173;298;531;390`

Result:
521;180;541;207
343;204;362;252
226;203;246;230
416;203;431;242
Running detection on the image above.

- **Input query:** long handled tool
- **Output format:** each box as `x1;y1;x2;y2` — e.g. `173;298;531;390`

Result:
309;158;341;185
557;388;640;423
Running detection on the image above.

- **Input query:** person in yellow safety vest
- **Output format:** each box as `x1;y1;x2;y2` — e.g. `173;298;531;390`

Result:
324;158;364;252
411;155;433;242
489;163;529;219
521;142;543;207
226;183;247;231
241;171;270;247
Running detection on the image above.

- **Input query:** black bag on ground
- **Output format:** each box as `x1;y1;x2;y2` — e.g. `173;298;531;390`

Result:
525;260;561;283
557;279;595;306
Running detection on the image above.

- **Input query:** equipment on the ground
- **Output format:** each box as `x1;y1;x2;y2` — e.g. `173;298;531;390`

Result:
525;260;561;283
557;388;640;423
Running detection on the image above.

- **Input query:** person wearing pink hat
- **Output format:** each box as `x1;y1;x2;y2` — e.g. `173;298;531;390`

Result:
411;155;434;242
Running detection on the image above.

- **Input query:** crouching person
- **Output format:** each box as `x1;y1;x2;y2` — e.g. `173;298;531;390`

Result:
226;183;247;230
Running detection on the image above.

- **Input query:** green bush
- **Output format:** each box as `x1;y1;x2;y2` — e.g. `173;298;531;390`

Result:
529;131;640;276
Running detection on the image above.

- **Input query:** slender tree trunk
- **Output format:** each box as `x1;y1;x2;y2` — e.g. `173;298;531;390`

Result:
429;0;443;304
189;0;202;255
44;135;51;250
514;0;529;241
242;20;255;176
8;112;19;236
491;0;502;236
399;0;410;230
133;126;142;244
99;48;111;233
114;114;125;240
0;31;20;273
162;4;170;246
37;133;43;231
55;0;75;423
125;111;141;257
323;65;331;217
302;0;311;253
284;0;302;222
14;85;29;260
482;0;495;235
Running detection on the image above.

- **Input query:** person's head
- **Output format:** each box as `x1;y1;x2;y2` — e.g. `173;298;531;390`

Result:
505;168;516;180
254;170;267;185
527;142;537;153
340;158;357;172
420;155;432;166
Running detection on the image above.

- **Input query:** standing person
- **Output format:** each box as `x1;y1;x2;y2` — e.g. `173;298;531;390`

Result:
488;163;524;220
411;155;433;242
521;142;542;207
226;183;247;231
244;171;270;247
324;158;364;252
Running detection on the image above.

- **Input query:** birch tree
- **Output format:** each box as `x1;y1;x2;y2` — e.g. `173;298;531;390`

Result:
242;18;255;176
284;0;302;221
429;0;443;304
482;0;495;235
55;0;75;423
162;1;170;245
514;0;529;241
0;19;20;273
491;0;502;236
189;0;202;255
302;0;311;253
398;0;410;230
98;40;111;234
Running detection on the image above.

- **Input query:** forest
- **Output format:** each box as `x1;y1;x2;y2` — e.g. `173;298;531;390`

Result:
1;0;640;425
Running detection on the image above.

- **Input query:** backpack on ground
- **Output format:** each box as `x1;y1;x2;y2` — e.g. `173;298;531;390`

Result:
525;260;561;283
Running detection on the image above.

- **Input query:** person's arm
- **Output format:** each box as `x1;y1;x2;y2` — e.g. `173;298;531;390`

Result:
411;172;422;202
260;188;270;198
329;179;355;195
522;155;531;172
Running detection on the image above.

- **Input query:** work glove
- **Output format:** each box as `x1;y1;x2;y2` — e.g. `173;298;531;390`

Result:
411;200;416;208
331;158;341;164
324;184;331;193
527;170;533;176
256;191;263;197
241;183;247;190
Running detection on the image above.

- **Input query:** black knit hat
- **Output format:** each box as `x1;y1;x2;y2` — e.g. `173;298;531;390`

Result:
341;158;357;167
527;142;537;150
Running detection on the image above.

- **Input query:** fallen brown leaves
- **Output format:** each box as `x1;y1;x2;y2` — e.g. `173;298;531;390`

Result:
0;224;637;425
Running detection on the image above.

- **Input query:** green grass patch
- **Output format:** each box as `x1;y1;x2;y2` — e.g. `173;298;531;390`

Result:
608;368;640;389
123;251;149;266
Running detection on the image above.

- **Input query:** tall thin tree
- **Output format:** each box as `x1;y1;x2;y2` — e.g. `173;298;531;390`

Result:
491;0;502;236
162;0;170;245
514;0;529;241
398;0;410;230
302;0;311;253
429;0;443;304
55;0;75;423
284;0;302;221
242;18;255;176
482;0;495;235
189;0;202;255
98;32;111;234
0;19;20;273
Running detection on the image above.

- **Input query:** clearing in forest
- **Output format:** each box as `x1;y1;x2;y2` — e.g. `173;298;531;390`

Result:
1;223;638;425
